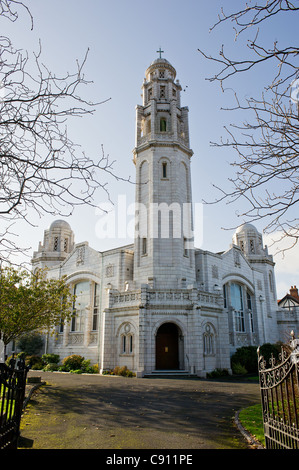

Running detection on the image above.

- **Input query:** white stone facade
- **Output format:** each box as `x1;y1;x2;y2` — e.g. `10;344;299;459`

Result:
28;57;297;377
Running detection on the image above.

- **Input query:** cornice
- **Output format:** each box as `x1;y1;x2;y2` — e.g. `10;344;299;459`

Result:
133;140;193;158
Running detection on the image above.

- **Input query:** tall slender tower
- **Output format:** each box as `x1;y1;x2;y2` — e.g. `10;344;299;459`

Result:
133;54;195;288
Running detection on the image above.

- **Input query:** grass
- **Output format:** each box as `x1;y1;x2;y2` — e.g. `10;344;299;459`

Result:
238;403;265;447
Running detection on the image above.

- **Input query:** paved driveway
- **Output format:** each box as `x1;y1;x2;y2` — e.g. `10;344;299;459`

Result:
19;371;261;450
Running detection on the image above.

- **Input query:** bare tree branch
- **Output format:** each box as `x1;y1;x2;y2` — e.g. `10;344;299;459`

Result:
0;1;131;263
199;1;299;250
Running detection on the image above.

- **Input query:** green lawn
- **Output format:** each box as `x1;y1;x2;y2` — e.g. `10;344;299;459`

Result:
238;404;265;447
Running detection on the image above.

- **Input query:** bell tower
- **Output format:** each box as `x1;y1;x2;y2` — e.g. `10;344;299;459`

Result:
133;53;195;288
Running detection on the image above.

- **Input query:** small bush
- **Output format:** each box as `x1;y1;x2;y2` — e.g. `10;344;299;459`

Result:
42;353;60;365
259;342;282;367
110;365;136;377
125;369;135;377
119;366;129;376
16;352;26;360
25;355;43;370
232;362;247;375
113;366;121;375
231;346;258;374
61;354;84;371
207;368;229;378
231;343;284;374
79;360;98;374
43;363;59;372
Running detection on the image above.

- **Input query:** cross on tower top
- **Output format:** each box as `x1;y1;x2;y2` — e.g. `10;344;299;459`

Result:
156;48;164;59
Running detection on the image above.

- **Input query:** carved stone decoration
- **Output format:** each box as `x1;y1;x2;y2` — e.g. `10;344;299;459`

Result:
76;246;85;266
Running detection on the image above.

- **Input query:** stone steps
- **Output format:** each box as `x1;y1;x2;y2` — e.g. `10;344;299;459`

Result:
144;370;193;378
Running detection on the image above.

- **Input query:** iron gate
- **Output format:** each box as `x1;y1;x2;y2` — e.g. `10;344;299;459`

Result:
258;332;299;449
0;357;29;449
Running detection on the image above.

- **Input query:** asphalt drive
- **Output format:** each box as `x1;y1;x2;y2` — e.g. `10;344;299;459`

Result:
19;371;261;450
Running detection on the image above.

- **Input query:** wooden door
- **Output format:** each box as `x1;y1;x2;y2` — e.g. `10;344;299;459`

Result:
156;323;179;370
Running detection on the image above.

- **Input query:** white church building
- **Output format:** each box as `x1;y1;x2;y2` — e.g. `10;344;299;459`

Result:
30;56;295;377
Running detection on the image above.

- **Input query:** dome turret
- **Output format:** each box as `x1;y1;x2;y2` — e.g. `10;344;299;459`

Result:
233;223;263;256
32;219;75;270
145;57;177;82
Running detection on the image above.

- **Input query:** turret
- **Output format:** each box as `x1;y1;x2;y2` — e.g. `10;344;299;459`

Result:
32;219;75;270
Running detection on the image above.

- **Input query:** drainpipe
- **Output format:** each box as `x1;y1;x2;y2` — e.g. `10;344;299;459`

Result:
98;251;104;372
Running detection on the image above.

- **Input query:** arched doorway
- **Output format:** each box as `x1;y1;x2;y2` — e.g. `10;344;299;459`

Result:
155;322;180;370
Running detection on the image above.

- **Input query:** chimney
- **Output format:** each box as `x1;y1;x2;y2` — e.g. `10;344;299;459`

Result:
290;286;299;299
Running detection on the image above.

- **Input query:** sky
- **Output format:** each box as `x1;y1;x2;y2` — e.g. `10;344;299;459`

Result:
1;0;298;298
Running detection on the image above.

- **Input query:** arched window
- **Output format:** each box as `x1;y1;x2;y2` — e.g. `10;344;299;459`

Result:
269;271;274;292
120;332;133;354
142;237;147;255
71;281;89;332
223;284;227;308
121;335;126;354
203;324;214;355
129;334;133;354
53;236;59;251
162;162;167;178
230;283;245;332
92;283;100;330
224;282;255;333
247;292;254;332
160;117;167;132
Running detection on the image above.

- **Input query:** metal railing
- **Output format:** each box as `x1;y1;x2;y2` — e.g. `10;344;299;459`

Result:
258;332;299;449
0;358;29;449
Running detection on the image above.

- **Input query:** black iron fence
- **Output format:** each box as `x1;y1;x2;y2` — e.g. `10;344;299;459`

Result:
258;332;299;449
0;358;29;449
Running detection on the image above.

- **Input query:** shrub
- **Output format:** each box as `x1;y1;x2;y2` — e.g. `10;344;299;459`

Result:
231;343;284;374
231;346;259;374
92;364;99;374
43;363;59;372
5;352;26;366
25;355;43;370
81;359;91;372
232;362;247;375
207;368;229;378
42;353;60;365
125;369;135;377
111;365;136;377
258;342;282;367
113;366;121;375
119;366;128;376
79;359;98;374
61;354;85;371
16;352;26;360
